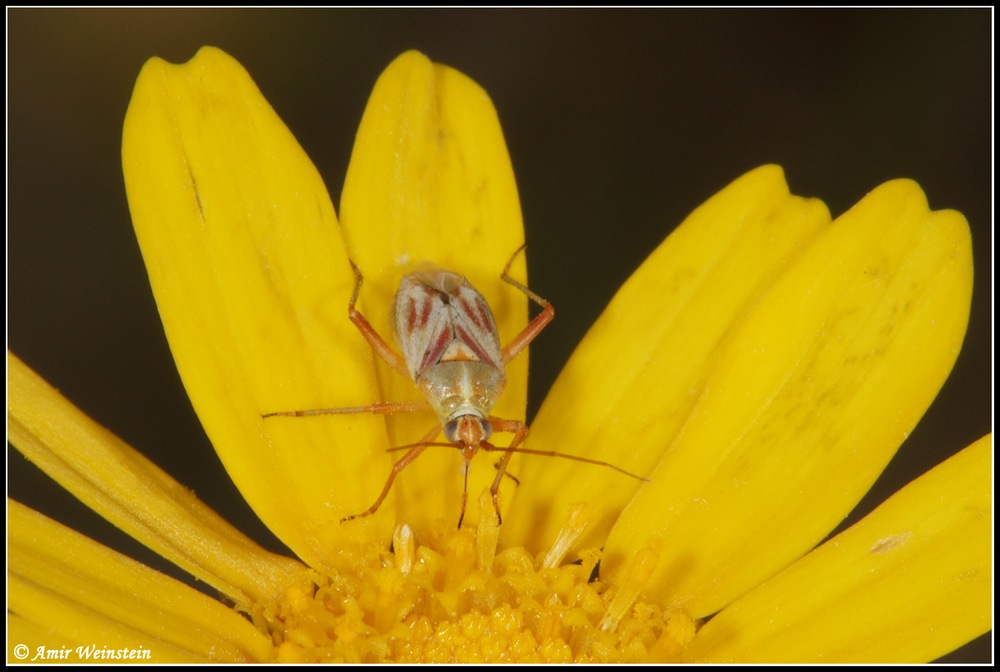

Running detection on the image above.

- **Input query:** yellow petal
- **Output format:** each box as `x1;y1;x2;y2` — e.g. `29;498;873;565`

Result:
606;179;973;617
122;47;390;561
8;499;275;663
503;166;829;550
686;434;991;663
339;51;528;531
7;351;304;606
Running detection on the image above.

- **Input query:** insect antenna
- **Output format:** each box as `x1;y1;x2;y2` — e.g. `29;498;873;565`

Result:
481;444;651;482
381;441;481;529
385;441;454;453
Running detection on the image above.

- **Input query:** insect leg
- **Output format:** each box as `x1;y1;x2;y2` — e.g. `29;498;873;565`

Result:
262;399;429;419
499;246;555;363
347;260;410;377
492;460;521;485
485;417;529;525
341;424;441;523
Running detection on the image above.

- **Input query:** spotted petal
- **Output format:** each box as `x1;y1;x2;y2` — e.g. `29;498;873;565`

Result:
686;434;991;662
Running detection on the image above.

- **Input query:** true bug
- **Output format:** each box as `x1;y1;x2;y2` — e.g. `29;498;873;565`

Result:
264;246;647;528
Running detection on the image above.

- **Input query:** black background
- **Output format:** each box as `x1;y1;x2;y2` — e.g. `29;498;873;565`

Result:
8;9;991;662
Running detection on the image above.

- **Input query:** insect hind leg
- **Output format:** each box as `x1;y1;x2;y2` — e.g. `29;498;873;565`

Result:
500;245;555;364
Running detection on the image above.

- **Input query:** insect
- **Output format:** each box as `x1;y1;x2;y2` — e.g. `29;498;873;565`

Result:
264;246;648;528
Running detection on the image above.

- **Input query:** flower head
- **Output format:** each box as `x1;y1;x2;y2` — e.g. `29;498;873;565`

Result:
8;47;990;663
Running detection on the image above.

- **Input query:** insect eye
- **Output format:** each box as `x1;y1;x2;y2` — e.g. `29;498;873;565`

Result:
442;417;492;443
443;420;460;443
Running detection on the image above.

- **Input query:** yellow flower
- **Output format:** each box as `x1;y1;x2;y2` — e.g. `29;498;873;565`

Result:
7;47;990;663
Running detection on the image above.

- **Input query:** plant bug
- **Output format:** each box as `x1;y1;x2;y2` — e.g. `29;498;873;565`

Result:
264;246;648;528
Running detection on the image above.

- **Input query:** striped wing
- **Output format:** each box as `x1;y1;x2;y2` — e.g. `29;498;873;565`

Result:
390;269;504;381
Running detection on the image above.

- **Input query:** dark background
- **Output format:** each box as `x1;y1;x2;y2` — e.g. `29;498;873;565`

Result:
7;10;991;662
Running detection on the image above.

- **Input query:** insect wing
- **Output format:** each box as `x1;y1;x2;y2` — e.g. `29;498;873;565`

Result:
392;277;453;379
391;271;504;380
435;273;504;370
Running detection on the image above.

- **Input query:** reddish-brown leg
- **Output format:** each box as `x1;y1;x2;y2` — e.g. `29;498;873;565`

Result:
499;246;555;364
262;399;429;419
341;424;442;523
485;417;529;525
492;461;521;486
262;262;424;419
346;260;410;377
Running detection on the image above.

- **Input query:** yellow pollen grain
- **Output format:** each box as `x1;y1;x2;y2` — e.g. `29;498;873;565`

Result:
267;511;693;662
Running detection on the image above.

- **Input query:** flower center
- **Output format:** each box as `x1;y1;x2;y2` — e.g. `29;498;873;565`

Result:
269;499;696;662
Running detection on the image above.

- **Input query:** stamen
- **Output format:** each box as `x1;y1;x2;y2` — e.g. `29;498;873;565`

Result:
599;545;659;632
578;547;602;583
646;612;698;659
393;523;415;575
476;490;500;572
443;529;475;592
542;503;593;569
270;525;686;661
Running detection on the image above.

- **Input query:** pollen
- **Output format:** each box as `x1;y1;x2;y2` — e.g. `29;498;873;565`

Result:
268;503;698;662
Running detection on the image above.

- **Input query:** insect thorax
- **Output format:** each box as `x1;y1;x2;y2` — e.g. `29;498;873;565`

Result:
416;360;506;424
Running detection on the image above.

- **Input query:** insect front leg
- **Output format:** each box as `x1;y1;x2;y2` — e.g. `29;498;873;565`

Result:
485;417;529;525
492;461;521;486
341;424;441;523
499;245;555;364
346;260;410;377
